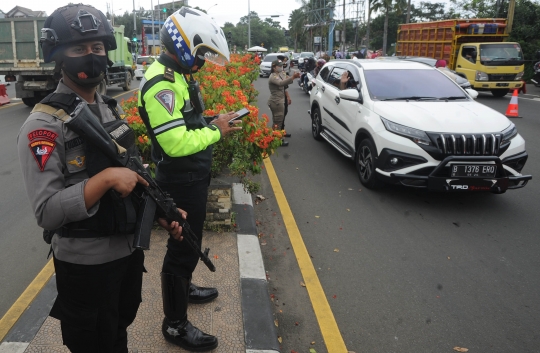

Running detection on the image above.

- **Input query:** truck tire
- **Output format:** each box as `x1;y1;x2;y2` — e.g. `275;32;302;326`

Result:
97;80;107;96
123;72;132;91
22;97;40;107
491;89;509;97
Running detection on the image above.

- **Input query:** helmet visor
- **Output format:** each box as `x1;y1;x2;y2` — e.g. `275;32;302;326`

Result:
196;45;229;66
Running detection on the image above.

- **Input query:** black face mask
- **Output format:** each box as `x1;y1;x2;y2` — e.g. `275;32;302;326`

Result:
62;53;108;88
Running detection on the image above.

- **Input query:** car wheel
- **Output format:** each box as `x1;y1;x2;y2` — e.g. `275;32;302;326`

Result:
356;138;381;189
490;88;509;97
311;107;323;141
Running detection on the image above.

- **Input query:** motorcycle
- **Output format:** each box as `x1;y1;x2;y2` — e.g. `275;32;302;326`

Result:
531;50;540;87
302;70;315;95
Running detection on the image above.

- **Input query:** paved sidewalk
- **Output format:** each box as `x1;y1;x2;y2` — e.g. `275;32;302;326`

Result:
0;184;279;353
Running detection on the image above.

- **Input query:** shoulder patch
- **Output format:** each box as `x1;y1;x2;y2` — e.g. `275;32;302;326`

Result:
27;129;58;172
164;67;175;82
155;90;175;115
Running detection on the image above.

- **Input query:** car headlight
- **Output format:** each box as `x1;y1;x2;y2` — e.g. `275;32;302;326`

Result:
515;71;524;80
501;123;518;145
381;117;432;146
475;71;489;81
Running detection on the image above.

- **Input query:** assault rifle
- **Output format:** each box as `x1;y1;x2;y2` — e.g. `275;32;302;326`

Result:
65;102;216;272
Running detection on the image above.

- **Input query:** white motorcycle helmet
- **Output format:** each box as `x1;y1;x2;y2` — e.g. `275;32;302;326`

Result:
160;7;230;71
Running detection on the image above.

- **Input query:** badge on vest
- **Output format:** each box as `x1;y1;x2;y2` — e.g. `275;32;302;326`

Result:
68;156;86;168
155;90;175;115
27;129;58;172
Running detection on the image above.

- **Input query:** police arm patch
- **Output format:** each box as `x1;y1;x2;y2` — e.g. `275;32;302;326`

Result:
155;90;175;116
27;129;58;172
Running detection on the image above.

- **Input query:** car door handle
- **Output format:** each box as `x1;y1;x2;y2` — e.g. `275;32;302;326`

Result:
321;86;325;93
457;65;462;68
334;96;340;104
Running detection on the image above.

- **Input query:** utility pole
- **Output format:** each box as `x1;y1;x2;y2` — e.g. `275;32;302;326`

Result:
327;2;336;57
248;0;251;48
342;0;346;54
406;0;411;23
151;0;155;55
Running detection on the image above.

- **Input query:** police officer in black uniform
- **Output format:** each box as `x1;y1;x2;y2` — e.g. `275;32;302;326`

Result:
17;5;183;352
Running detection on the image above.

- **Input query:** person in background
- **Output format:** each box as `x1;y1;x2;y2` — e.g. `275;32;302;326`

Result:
435;59;458;82
268;59;301;146
314;58;326;77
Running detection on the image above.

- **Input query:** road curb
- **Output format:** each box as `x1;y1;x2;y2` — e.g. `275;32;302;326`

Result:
232;183;280;353
0;274;57;351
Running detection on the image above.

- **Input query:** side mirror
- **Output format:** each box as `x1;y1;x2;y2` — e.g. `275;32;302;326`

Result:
465;88;478;99
339;88;363;104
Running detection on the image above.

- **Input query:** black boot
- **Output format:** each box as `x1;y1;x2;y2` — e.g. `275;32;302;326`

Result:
161;273;218;351
189;283;218;304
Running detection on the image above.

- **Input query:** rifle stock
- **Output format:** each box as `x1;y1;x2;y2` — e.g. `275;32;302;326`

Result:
65;102;216;272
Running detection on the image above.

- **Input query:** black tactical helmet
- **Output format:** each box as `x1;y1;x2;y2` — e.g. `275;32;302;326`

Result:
40;4;116;63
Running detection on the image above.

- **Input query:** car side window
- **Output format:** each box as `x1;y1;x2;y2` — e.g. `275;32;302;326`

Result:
328;67;347;89
319;67;330;82
345;65;362;90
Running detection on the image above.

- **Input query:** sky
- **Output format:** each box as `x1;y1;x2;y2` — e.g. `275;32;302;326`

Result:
2;0;305;29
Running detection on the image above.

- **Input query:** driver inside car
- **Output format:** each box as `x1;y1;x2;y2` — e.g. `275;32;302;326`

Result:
339;70;358;90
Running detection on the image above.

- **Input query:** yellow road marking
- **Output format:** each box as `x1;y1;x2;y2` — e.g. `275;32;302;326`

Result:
0;258;55;341
0;102;22;110
0;88;136;341
263;157;348;352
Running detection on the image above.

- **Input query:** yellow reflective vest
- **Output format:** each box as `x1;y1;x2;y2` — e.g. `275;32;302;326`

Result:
138;56;221;182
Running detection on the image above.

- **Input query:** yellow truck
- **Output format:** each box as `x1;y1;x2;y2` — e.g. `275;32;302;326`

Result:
396;19;524;97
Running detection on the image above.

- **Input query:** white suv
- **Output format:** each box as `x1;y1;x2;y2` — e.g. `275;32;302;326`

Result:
309;60;531;193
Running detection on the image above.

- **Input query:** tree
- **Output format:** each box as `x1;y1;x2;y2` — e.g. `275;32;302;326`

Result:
371;0;406;55
289;8;306;52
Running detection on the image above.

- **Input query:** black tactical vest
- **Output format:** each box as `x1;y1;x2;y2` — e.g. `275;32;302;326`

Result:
39;92;142;238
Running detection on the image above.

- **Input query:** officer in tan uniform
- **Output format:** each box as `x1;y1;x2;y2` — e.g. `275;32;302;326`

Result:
17;5;183;352
268;59;300;146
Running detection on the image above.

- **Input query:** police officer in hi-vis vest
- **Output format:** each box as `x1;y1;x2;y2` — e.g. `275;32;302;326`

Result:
17;4;183;352
138;7;241;351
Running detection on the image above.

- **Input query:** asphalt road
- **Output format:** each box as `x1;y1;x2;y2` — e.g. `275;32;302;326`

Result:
254;77;540;353
0;80;139;319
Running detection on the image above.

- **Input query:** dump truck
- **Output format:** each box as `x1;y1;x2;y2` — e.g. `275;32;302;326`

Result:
396;19;524;97
0;18;134;106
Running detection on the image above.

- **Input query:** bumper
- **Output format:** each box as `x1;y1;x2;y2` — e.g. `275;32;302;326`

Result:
387;155;531;193
473;81;523;90
259;69;271;76
134;69;144;79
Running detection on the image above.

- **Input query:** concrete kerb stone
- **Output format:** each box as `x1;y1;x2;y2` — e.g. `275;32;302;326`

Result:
232;183;280;353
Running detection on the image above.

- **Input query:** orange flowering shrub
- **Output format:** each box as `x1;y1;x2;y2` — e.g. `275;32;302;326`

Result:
121;53;282;193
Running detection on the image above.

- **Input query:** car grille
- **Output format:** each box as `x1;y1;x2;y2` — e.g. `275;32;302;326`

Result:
488;74;516;81
428;133;502;156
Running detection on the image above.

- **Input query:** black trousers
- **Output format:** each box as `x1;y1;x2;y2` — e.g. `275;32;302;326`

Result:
157;174;210;278
50;250;145;353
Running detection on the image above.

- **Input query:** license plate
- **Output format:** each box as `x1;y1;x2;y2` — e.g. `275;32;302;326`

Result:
451;165;497;178
496;83;509;87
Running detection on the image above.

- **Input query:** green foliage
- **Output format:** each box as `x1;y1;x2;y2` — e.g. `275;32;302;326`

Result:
508;0;540;79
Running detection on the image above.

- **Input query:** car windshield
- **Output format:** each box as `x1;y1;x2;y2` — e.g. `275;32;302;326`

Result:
136;57;154;65
479;44;524;61
263;55;278;62
301;52;314;57
364;69;467;101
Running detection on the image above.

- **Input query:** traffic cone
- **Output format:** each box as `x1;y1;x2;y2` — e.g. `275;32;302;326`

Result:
505;89;521;118
0;84;10;106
